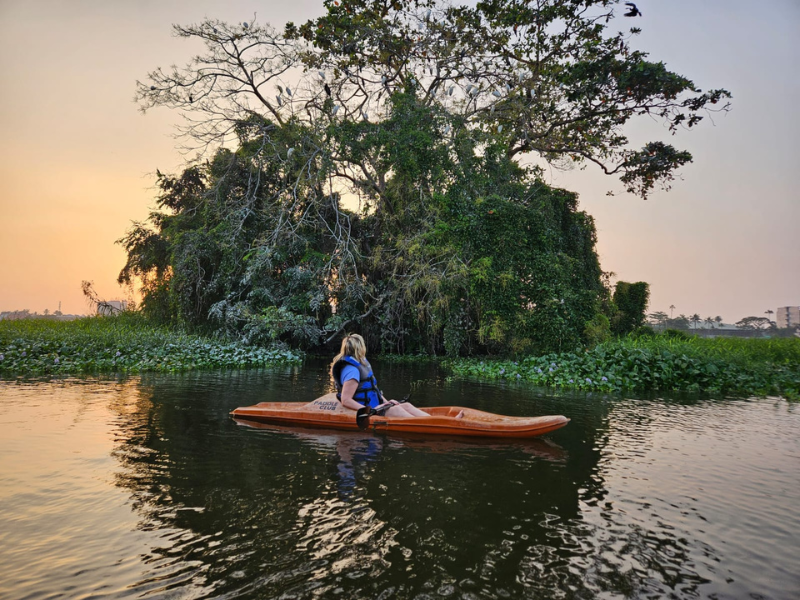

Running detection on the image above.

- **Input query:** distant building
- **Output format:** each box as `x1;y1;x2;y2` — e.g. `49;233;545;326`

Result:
689;321;737;330
97;300;127;316
0;310;82;321
0;310;31;321
694;327;764;339
776;306;800;329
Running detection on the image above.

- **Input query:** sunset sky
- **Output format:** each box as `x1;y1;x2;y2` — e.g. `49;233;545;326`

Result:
0;0;797;322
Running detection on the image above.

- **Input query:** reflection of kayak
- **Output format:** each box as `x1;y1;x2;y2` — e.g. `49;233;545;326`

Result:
233;418;567;461
231;393;569;438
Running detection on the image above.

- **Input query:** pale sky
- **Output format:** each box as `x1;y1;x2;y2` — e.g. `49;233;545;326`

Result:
0;0;797;323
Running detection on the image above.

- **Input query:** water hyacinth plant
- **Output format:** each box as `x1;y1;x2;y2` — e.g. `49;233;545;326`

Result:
0;315;301;376
445;337;800;399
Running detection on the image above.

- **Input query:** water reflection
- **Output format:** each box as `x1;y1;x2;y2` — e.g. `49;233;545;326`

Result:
234;418;569;464
112;371;799;599
234;421;386;502
103;371;591;598
2;366;798;599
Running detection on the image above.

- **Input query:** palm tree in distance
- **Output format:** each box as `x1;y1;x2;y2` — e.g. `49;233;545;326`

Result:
690;314;701;330
765;309;774;325
715;316;723;328
649;311;668;330
705;316;714;329
670;304;676;319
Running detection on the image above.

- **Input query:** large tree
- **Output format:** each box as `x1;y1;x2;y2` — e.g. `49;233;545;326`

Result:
123;0;729;354
735;316;773;331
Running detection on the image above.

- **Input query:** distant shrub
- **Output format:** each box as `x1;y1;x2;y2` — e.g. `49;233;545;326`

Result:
663;329;691;340
630;325;657;339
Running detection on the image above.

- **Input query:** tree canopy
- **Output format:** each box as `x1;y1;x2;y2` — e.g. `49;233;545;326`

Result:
735;316;774;331
122;0;730;355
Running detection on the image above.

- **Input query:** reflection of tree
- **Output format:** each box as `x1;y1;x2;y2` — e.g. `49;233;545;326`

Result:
554;398;720;598
106;368;720;599
109;370;342;597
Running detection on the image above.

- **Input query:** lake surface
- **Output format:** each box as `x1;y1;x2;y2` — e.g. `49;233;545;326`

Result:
1;359;798;599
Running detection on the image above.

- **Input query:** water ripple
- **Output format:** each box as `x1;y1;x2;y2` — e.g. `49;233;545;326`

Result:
2;373;799;599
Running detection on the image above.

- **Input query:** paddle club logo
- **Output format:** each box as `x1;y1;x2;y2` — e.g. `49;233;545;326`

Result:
312;400;339;412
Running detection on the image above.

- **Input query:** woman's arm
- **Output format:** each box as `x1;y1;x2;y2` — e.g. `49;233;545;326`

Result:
339;379;364;411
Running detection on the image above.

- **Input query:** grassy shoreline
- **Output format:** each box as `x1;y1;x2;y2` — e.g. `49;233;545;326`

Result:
445;337;800;399
0;316;301;376
3;318;797;399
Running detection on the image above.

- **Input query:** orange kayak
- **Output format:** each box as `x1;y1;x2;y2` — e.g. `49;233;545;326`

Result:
231;393;569;439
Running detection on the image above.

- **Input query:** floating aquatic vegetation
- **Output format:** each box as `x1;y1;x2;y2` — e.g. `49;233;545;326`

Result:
444;337;800;399
0;316;301;376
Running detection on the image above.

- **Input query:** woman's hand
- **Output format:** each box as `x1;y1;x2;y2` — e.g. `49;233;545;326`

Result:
380;394;399;406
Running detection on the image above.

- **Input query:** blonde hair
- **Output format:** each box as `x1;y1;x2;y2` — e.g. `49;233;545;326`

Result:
330;333;367;380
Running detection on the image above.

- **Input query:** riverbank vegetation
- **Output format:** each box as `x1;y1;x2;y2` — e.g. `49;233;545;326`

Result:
3;316;795;399
446;336;800;399
0;315;301;376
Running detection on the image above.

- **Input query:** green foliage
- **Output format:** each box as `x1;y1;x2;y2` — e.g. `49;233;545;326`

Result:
0;316;301;376
611;281;650;336
118;141;339;348
663;315;692;331
663;329;691;340
630;325;657;338
584;313;612;347
243;306;323;347
124;88;606;356
377;353;443;364
432;183;603;355
445;336;800;399
290;0;730;198
127;1;730;356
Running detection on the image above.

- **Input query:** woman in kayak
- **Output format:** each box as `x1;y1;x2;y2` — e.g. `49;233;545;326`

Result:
331;334;429;418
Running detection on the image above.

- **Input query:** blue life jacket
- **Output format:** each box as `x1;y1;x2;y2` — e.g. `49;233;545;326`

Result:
332;356;382;408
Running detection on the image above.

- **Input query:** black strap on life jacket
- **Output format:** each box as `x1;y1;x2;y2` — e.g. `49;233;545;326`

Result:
332;356;382;406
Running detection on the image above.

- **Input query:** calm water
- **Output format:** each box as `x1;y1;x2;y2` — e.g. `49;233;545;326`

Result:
1;359;798;600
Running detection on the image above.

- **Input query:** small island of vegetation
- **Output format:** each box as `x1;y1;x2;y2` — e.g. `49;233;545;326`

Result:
3;1;797;399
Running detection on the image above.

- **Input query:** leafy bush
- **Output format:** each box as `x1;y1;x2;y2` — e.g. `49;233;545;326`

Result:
630;325;657;339
584;313;612;347
611;281;650;336
663;329;691;340
445;336;800;399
